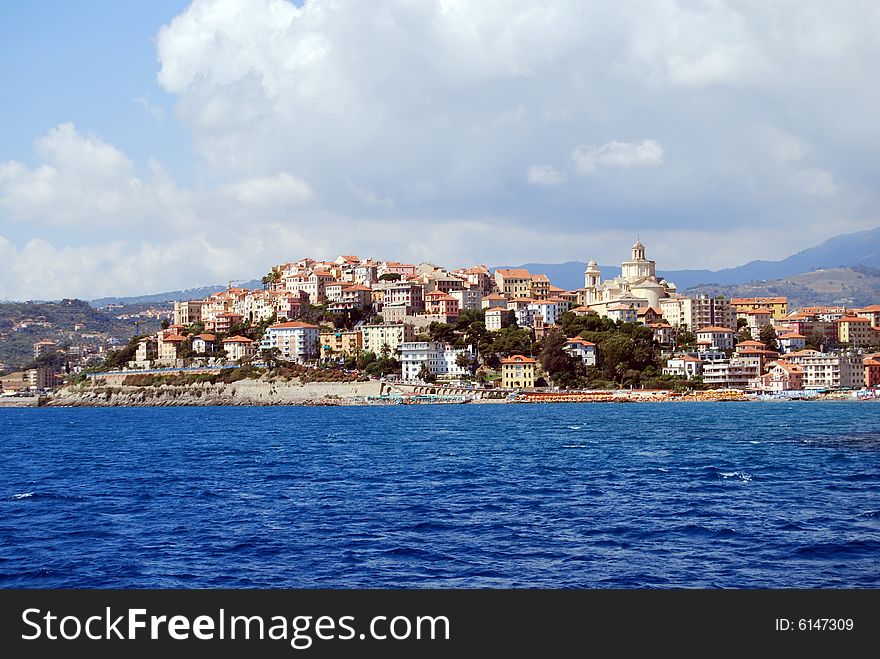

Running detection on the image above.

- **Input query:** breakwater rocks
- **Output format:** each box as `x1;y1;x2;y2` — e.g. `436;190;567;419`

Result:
48;378;384;407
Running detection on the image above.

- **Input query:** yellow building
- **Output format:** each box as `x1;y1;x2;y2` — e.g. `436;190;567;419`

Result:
319;329;363;358
731;297;788;319
501;354;536;389
494;269;532;299
836;316;876;346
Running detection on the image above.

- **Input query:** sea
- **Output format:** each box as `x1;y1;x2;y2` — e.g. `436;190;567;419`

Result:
1;402;878;588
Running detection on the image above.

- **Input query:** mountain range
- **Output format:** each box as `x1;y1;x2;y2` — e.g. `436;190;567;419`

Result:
87;226;880;306
495;226;880;292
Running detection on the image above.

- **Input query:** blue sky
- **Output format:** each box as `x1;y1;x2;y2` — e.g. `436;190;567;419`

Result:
1;0;879;300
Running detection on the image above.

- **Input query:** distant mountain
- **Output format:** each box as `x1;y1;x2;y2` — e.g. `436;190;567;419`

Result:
683;267;880;309
90;279;262;307
495;225;880;291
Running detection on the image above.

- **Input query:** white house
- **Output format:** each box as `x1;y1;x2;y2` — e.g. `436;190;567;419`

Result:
222;336;255;361
695;326;736;351
400;342;473;381
261;321;320;362
663;355;703;379
563;338;597;367
777;331;806;354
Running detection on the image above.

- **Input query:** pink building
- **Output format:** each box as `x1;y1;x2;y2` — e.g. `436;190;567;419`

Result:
424;290;460;319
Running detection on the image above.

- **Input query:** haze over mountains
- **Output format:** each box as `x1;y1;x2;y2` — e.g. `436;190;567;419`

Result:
497;226;880;292
88;226;880;306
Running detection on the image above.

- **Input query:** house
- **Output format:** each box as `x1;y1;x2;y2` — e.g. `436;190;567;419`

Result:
319;330;363;358
213;312;244;334
33;339;58;359
360;323;415;356
564;338;597;366
449;288;483;311
836;316;875;346
172;300;205;326
606;303;637;324
865;354;880;388
660;294;735;331
637;306;663;325
750;361;804;393
740;307;773;340
222;336;255;361
854;305;880;327
261;321;321;363
695;326;736;350
730;296;788;319
784;352;865;390
500;355;537;389
399;342;473;381
494;269;532;299
528;274;551;300
423;290;460;320
157;333;187;365
663;355;703;379
649;321;674;345
481;293;508;310
191;334;217;354
777;331;806;354
485;308;514;331
702;358;760;389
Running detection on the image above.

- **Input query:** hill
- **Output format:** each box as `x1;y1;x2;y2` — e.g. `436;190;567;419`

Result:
0;299;165;372
683;267;880;309
90;279;262;307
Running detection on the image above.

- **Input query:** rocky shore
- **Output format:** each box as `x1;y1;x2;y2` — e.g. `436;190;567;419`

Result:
47;378;385;407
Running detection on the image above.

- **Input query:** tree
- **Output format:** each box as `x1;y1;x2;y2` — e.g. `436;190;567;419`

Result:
736;317;748;329
379;273;402;281
539;330;576;383
674;324;695;349
759;324;779;352
804;332;824;352
260;347;281;368
161;318;170;330
455;351;475;375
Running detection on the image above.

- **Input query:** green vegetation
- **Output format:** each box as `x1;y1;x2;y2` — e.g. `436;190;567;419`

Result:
0;299;163;371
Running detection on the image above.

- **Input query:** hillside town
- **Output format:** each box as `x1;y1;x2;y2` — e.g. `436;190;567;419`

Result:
8;240;880;401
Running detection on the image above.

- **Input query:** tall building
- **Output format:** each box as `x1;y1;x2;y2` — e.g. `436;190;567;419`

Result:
583;240;677;316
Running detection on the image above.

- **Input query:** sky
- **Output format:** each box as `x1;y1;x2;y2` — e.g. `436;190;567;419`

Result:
1;0;879;300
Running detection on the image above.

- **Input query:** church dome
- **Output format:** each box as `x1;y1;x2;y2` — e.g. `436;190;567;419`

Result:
585;259;599;270
632;238;644;250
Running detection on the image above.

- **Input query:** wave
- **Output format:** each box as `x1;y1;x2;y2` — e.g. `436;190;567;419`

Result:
9;492;35;500
720;471;753;483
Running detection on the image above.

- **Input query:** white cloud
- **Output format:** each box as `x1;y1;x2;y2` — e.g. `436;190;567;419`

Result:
224;172;314;205
4;1;880;299
0;123;194;230
526;164;566;186
571;140;664;176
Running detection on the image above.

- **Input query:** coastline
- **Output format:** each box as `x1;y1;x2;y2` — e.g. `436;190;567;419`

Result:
29;377;875;407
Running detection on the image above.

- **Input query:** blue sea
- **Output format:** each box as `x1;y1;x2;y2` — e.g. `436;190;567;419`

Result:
1;402;879;588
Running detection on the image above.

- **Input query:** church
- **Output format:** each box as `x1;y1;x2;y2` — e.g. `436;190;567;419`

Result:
580;239;677;316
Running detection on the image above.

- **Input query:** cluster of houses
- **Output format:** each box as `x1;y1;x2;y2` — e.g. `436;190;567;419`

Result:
102;242;880;392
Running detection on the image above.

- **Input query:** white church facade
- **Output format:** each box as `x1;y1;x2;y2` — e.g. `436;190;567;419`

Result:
580;239;677;317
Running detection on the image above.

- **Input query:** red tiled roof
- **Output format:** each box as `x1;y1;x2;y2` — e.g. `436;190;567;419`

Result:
195;334;216;341
697;326;735;333
500;354;537;364
162;334;186;342
222;336;253;343
495;269;531;279
271;321;320;330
